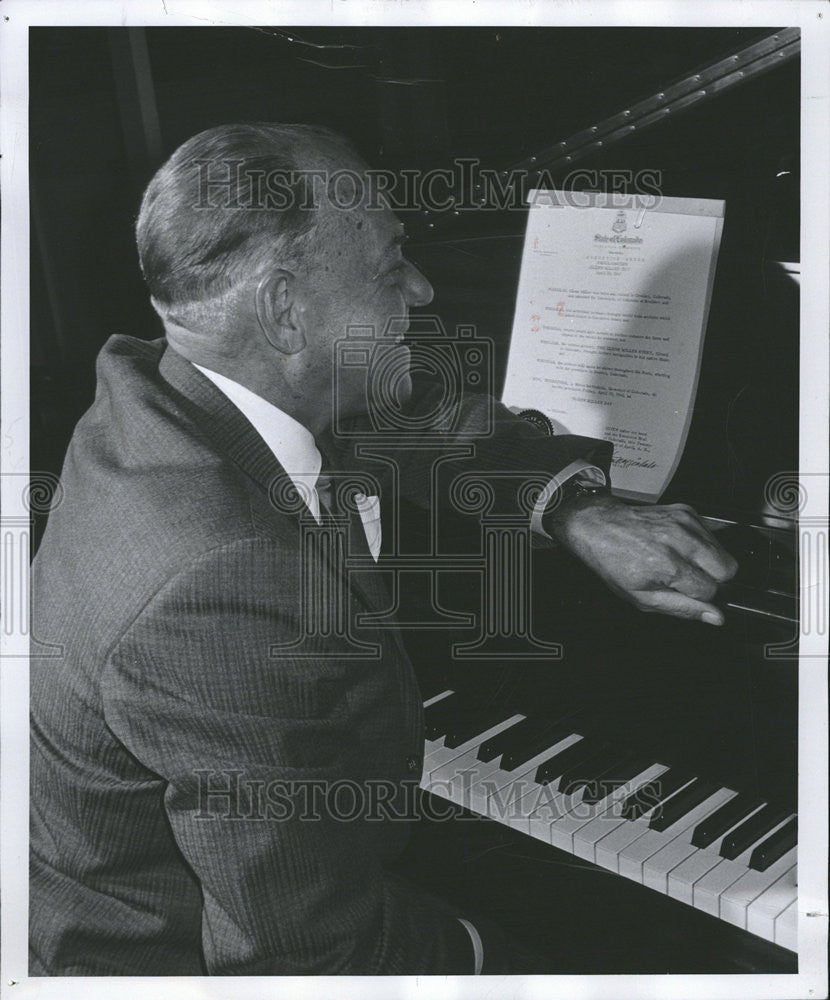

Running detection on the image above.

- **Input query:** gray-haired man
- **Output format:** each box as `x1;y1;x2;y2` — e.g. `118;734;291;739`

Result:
30;123;736;976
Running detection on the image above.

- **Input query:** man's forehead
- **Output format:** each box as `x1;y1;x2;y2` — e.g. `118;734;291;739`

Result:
323;198;404;247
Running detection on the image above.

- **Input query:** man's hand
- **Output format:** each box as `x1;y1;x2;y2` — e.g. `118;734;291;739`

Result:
546;494;739;625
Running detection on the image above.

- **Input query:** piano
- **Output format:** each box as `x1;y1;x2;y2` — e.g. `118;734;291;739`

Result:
381;27;801;974
28;23;804;976
419;687;796;954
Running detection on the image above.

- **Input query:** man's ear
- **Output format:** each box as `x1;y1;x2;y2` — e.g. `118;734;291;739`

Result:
254;272;307;355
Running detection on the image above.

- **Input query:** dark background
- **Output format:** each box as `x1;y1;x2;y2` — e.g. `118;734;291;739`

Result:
30;25;799;527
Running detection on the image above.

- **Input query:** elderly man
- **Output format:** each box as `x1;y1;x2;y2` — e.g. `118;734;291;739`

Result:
29;123;736;976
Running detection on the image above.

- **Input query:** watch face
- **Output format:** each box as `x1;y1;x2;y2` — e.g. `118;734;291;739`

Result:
517;409;555;436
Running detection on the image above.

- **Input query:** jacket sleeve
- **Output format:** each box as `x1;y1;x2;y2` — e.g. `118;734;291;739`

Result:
100;536;474;975
333;378;613;516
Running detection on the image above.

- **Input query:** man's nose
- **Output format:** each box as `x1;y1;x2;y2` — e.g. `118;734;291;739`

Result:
403;260;434;307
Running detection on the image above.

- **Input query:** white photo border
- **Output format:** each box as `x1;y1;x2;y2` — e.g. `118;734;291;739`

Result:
2;2;827;998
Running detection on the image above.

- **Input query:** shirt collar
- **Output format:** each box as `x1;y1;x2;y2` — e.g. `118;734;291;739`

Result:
191;363;322;494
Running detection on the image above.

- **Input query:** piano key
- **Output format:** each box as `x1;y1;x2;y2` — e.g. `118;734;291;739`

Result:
719;847;797;929
648;777;722;832
572;764;669;862
422;714;525;775
620;786;735;883
692;813;794;916
557;746;627;796
580;755;655;804
774;898;798;951
593;807;662;872
422;688;454;709
493;736;594;834
719;804;790;860
476;716;536;761
500;713;589;772
640;789;738;892
548;762;667;853
470;734;585;822
427;744;500;801
535;739;612;786
524;782;591;841
691;793;766;848
429;734;539;807
423;693;466;741
444;705;521;749
667;810;765;905
620;768;696;820
418;693;799;955
746;865;798;942
748;816;797;871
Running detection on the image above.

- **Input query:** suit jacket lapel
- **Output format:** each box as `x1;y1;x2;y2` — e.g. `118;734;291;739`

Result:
159;344;294;498
158;343;394;618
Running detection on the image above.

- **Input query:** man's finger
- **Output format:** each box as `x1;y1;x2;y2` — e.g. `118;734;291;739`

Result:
665;555;719;602
662;518;739;583
635;587;725;626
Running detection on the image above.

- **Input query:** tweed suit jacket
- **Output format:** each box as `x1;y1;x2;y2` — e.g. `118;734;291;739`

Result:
29;335;612;976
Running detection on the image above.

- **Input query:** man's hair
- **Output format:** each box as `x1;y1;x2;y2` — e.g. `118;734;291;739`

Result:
136;122;359;309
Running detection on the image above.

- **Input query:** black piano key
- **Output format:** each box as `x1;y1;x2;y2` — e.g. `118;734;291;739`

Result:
691;793;765;849
748;816;797;872
648;777;721;832
423;692;462;740
500;711;589;772
443;706;513;749
620;769;695;821
484;714;577;766
534;738;610;786
476;716;529;761
719;804;791;860
580;755;654;805
558;745;625;796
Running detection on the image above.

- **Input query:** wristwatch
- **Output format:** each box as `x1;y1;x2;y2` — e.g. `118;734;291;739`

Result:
514;408;555;436
541;475;611;535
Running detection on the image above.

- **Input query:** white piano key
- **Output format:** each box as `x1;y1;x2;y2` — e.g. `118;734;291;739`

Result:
421;714;525;777
666;800;768;903
548;763;668;853
619;787;735;883
427;743;513;803
774;898;798;951
692;813;795;917
638;789;737;891
525;784;588;841
719;847;797;929
423;689;454;708
746;866;798;943
469;734;584;825
448;755;511;813
594;816;655;871
571;764;669;863
492;740;589;835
